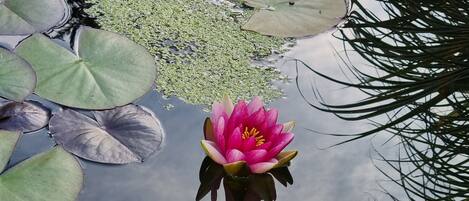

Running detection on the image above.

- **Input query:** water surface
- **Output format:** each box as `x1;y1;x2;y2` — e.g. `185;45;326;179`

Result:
4;0;423;200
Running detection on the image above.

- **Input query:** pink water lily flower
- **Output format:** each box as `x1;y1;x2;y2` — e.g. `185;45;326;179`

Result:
201;96;297;174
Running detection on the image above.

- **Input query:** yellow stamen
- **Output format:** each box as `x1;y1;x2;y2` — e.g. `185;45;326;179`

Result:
242;127;265;146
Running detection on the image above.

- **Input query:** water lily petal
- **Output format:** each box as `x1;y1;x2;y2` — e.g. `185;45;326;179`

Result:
249;160;278;174
227;127;242;150
222;95;234;115
274;150;298;168
211;102;227;123
226;102;247;135
245;149;268;164
247;96;263;115
247;108;266;127
258;141;272;150
234;100;248;113
267;133;294;159
282;121;296;133
215;118;226;153
226;149;245;163
265;109;278;128
265;124;283;140
242;137;257;152
201;140;227;164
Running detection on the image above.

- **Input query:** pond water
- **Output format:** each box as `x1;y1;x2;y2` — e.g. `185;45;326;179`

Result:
9;33;399;200
3;0;468;200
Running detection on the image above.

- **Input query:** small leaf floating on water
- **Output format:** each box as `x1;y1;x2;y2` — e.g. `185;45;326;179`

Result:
0;48;36;102
242;0;347;37
0;0;69;35
0;130;83;201
49;104;165;164
0;100;51;133
0;130;19;172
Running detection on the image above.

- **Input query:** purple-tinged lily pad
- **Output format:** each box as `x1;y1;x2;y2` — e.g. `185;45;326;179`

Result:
49;105;165;164
0;100;50;133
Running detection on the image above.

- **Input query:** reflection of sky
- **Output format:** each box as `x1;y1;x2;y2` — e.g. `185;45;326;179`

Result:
9;33;404;201
5;0;410;200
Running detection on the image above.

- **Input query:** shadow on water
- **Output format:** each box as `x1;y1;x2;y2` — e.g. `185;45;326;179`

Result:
51;0;100;37
298;0;469;200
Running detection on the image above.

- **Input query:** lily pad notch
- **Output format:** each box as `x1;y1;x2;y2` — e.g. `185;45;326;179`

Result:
15;27;157;110
242;0;348;37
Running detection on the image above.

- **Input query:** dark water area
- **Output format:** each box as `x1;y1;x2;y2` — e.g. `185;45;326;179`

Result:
3;0;469;200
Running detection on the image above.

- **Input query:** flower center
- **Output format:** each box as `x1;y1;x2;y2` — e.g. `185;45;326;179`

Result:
242;127;265;146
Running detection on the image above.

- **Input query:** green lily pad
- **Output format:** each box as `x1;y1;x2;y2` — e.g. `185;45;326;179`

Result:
0;131;83;201
0;130;20;172
242;0;347;37
0;0;69;35
0;48;36;101
15;27;157;109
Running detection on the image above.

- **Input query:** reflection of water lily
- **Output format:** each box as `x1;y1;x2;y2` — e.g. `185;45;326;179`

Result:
201;96;297;174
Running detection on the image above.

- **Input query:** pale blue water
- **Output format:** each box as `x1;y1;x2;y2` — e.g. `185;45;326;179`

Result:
3;0;412;200
8;32;403;201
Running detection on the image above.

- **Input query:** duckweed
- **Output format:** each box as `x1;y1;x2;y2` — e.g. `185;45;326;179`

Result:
85;0;286;105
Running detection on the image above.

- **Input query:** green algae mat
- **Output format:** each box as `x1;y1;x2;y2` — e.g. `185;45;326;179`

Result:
85;0;286;106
